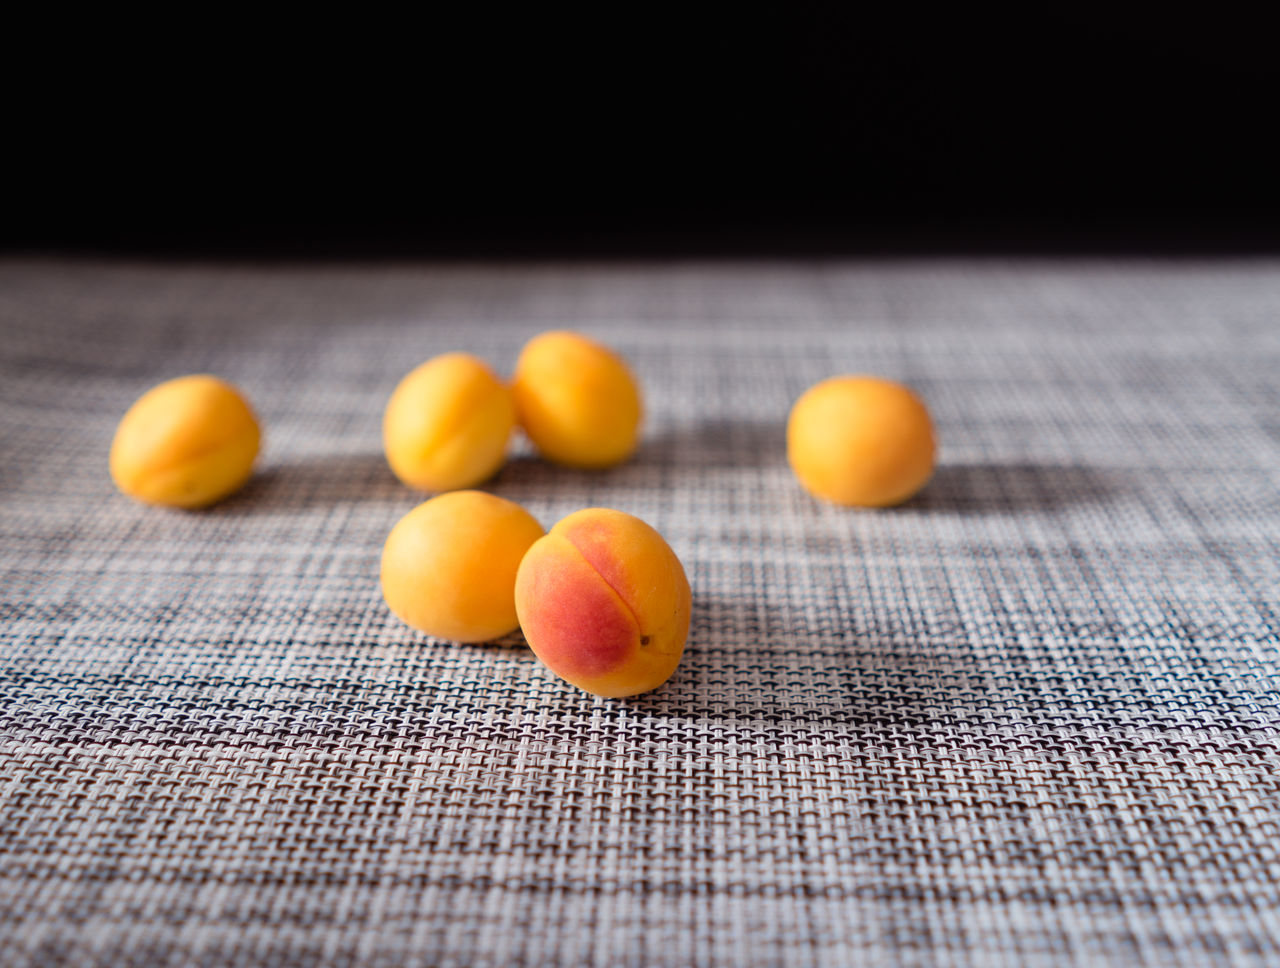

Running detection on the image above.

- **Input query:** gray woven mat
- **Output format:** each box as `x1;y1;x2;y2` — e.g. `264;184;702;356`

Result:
2;257;1279;967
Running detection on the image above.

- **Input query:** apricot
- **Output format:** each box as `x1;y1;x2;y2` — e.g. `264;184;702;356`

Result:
515;508;690;697
381;491;545;643
383;352;515;492
109;374;261;509
511;331;642;468
787;375;936;507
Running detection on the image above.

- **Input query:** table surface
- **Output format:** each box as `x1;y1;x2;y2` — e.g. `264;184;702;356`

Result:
2;257;1278;967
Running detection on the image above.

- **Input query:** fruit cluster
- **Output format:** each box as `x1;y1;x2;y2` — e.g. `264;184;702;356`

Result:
109;331;936;698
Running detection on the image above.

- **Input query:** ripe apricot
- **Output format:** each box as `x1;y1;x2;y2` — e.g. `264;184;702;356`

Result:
383;353;515;492
787;375;936;507
511;331;642;468
380;491;545;643
514;508;691;697
109;374;261;509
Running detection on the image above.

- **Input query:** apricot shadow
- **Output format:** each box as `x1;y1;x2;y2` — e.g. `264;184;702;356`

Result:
471;418;785;503
451;630;543;658
212;452;407;514
638;418;787;470
624;591;1000;728
488;454;619;489
906;462;1117;514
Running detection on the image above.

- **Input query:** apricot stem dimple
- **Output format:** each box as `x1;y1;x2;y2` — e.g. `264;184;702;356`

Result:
640;636;651;646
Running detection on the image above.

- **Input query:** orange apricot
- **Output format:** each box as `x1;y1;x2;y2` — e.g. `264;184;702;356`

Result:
787;375;936;507
109;374;261;509
383;353;515;492
511;331;642;468
380;491;545;643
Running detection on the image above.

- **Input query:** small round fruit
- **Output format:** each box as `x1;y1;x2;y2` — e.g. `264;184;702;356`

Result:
380;490;545;643
515;508;691;697
511;331;642;468
109;374;261;509
787;375;936;507
383;352;515;492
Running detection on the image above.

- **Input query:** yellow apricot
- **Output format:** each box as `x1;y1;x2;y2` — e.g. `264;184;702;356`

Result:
381;490;545;643
514;508;691;697
109;374;261;509
383;353;515;492
787;375;936;507
511;331;642;468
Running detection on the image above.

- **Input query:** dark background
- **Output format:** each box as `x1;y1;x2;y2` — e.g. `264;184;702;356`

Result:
8;11;1278;257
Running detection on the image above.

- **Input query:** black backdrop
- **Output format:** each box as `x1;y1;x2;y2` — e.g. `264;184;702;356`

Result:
9;10;1278;256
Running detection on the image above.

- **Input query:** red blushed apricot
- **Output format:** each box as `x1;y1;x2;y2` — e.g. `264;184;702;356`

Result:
515;537;639;680
515;508;691;697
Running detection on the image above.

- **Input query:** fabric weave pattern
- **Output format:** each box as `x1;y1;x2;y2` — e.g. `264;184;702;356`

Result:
1;258;1278;967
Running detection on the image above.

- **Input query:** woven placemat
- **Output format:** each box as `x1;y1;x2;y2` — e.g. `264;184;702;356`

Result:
2;258;1278;967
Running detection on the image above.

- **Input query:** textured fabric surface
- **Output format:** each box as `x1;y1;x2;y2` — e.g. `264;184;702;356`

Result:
2;257;1279;967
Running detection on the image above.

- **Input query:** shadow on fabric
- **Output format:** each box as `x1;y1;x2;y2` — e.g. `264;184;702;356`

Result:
211;453;408;514
638;419;789;470
906;462;1117;514
624;592;1005;729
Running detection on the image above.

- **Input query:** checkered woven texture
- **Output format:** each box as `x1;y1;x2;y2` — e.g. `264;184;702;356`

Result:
2;258;1279;967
